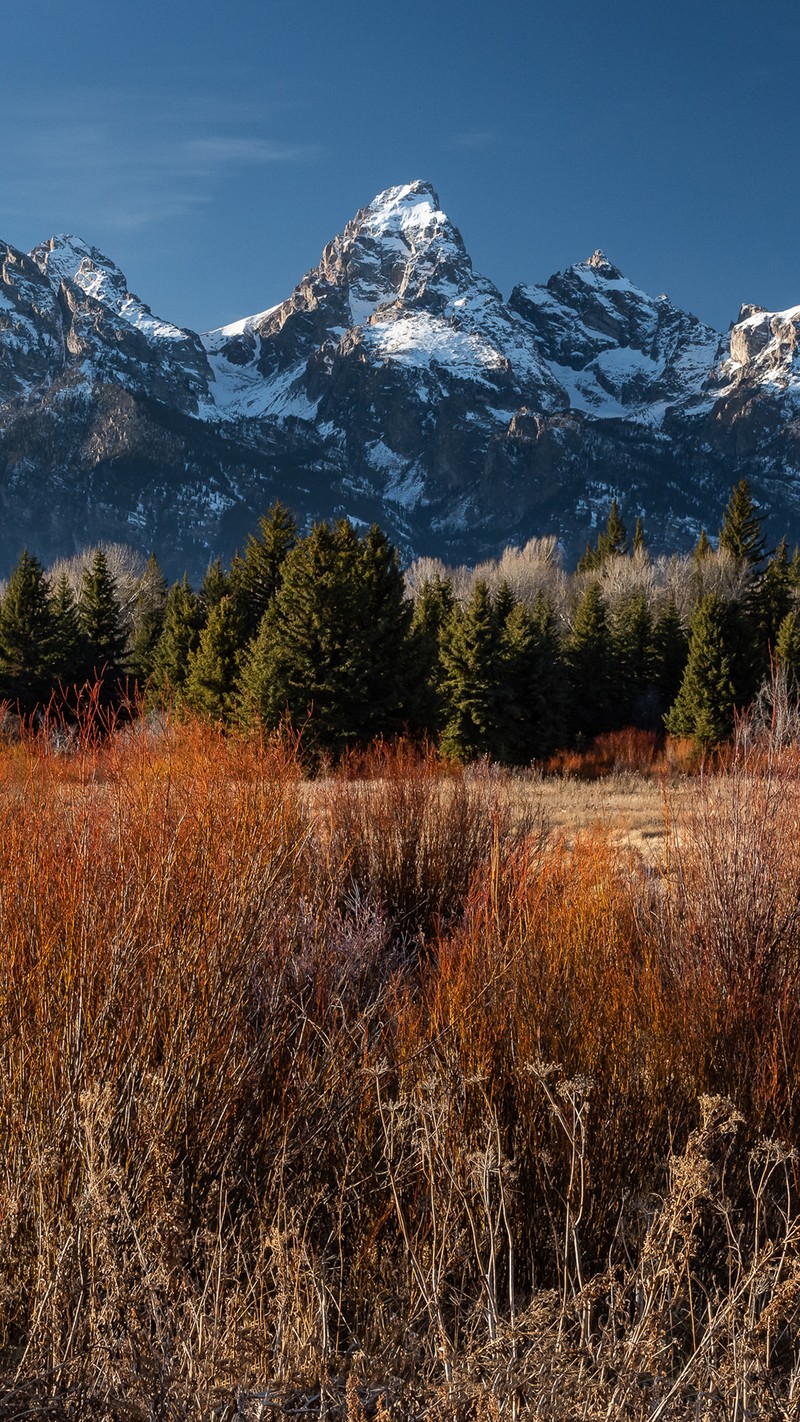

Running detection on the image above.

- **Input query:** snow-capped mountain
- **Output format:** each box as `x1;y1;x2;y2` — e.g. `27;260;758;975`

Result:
1;180;800;578
509;250;722;423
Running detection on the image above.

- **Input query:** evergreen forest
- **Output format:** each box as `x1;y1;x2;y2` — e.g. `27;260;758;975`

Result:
1;481;798;758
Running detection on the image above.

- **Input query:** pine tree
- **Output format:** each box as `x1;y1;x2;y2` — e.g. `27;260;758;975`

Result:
609;592;655;727
50;574;85;690
652;599;688;716
774;609;800;685
127;553;168;685
238;519;413;756
498;594;566;762
565;581;614;740
439;581;503;761
230;501;298;641
183;595;242;721
407;574;454;736
665;594;737;745
718;479;766;565
149;577;204;701
79;549;126;694
0;550;58;711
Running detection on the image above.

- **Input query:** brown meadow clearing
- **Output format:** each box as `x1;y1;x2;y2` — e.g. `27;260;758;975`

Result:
0;716;799;1419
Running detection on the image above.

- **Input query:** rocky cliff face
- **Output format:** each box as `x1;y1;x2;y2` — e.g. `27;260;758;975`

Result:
2;181;800;579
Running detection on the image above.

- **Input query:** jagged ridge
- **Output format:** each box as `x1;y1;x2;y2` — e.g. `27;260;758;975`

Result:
2;181;800;579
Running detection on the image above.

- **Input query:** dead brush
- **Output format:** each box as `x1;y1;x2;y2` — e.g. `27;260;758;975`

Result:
306;741;545;950
2;720;800;1416
415;827;694;1274
660;714;800;1124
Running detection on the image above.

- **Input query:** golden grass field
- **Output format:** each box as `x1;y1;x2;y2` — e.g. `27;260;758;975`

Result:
0;723;799;1419
522;770;674;854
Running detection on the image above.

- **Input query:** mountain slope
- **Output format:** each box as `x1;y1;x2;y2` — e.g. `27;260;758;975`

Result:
1;182;800;579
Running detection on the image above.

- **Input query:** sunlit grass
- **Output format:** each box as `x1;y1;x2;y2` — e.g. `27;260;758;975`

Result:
0;716;798;1416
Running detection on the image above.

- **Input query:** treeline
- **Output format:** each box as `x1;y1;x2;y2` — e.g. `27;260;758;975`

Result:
1;482;799;758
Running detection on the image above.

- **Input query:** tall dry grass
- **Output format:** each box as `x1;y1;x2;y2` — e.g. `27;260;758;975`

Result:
0;719;798;1417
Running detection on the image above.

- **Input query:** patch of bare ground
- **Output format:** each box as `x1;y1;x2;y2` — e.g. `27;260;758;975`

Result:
510;770;691;862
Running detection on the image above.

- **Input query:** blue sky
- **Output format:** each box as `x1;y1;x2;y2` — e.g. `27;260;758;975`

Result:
2;0;799;334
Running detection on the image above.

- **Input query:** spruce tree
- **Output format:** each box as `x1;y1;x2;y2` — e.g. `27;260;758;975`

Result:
492;578;517;632
439;581;502;761
775;609;800;685
127;553;168;685
238;520;360;746
576;540;599;574
665;594;737;745
238;519;413;756
603;499;629;559
753;538;792;659
79;549;126;693
0;550;57;711
693;528;712;562
498;594;566;762
609;592;656;728
633;516;647;557
718;479;766;565
230;501;298;641
149;577;204;702
578;500;629;572
356;523;415;740
237;607;278;726
183;595;242;722
407;574;454;736
199;558;229;617
50;574;85;690
652;599;688;717
565;581;613;740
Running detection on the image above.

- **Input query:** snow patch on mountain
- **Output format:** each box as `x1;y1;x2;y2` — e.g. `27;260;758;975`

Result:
200;349;320;422
364;441;427;509
365;312;506;378
202;306;282;351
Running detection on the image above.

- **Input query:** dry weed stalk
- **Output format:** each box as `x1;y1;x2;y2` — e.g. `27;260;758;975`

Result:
0;721;798;1417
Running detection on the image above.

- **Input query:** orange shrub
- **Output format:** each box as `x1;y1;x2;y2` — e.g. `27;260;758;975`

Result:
545;726;665;779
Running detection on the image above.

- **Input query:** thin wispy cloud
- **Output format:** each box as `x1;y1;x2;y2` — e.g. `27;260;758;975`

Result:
183;136;321;167
0;87;323;238
443;130;497;152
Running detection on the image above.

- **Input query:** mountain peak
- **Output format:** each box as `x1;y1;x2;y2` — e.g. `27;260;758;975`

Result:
353;179;458;259
26;232;197;356
585;249;624;280
299;178;476;323
366;179;442;213
30;233;123;291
